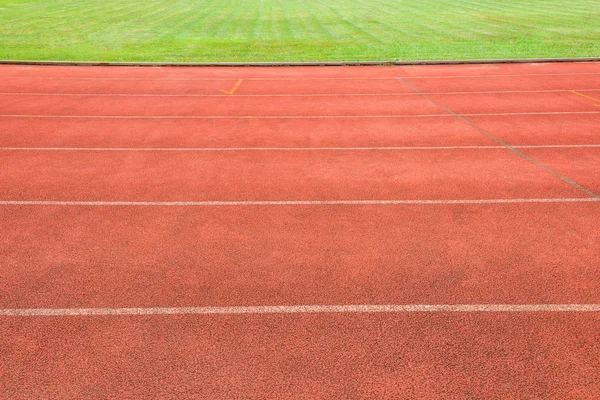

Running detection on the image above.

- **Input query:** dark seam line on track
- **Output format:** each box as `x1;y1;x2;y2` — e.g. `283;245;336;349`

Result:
395;77;600;199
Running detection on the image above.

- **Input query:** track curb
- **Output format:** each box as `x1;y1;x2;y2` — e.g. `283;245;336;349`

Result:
0;57;598;67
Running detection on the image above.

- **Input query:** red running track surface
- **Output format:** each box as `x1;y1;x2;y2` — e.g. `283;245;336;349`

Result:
1;62;599;399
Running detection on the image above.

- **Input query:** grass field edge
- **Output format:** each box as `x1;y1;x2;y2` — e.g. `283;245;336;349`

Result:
1;57;599;67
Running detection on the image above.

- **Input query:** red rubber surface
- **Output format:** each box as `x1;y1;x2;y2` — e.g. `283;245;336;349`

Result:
428;92;597;113
0;78;416;95
520;147;600;193
0;115;495;148
2;203;599;308
468;114;600;145
0;93;443;116
404;75;600;92
2;314;599;399
0;149;584;201
1;62;599;399
399;61;600;76
0;64;404;78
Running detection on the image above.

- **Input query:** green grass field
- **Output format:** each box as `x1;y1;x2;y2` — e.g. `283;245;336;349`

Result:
0;0;599;62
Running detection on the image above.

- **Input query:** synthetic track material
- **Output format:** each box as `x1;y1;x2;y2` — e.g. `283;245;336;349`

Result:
1;62;599;399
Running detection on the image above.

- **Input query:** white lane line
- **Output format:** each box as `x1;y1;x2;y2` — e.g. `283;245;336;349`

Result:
513;144;600;148
1;89;599;97
1;145;600;152
405;73;600;79
0;72;598;81
0;198;598;207
0;112;599;119
2;146;507;151
5;114;456;119
2;304;600;316
467;111;600;116
0;92;417;97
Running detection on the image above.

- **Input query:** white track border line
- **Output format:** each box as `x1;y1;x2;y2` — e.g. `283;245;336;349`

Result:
2;304;600;316
1;111;599;119
0;72;599;81
1;145;599;152
1;198;598;207
1;89;599;97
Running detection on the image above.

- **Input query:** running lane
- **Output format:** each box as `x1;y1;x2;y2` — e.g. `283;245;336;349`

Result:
0;77;415;95
2;203;599;308
0;93;442;116
1;62;599;399
467;114;600;145
0;149;586;201
519;147;600;194
401;74;600;92
398;61;600;76
2;314;599;399
422;91;599;114
0;115;495;148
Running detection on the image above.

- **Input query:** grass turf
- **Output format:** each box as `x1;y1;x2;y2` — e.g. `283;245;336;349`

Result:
0;0;599;62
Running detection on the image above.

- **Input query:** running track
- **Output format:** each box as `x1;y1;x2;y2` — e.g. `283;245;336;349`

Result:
1;62;599;398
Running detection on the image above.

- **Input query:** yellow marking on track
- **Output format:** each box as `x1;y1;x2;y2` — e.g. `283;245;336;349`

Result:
571;90;600;106
219;80;243;95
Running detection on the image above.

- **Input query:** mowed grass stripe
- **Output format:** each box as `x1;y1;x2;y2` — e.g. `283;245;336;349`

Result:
0;0;598;62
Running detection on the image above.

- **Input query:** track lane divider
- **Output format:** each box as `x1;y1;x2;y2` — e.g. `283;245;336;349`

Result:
1;198;599;207
2;304;600;316
0;89;599;97
1;145;599;152
1;111;599;119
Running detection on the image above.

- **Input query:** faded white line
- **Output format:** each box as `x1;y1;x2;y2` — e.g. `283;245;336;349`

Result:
405;73;600;79
1;89;599;97
0;92;417;97
0;111;599;119
2;304;600;316
3;114;455;119
0;72;599;81
1;145;600;152
513;144;600;148
0;198;598;207
2;146;508;151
